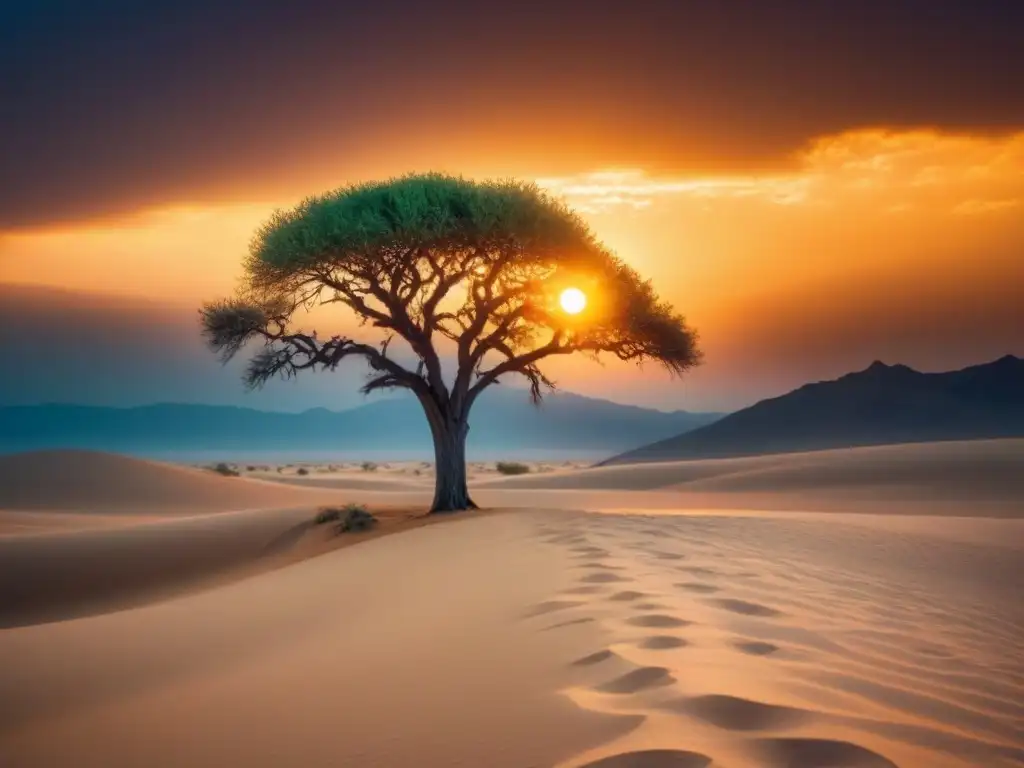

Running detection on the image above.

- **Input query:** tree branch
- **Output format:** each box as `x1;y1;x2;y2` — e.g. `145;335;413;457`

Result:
465;330;570;409
200;301;427;395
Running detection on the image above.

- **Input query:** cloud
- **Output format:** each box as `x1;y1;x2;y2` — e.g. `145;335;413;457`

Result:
536;170;812;212
3;2;1024;228
536;130;1024;217
952;199;1021;216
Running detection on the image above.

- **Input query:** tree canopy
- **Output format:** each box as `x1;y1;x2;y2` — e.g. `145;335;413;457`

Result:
200;173;701;511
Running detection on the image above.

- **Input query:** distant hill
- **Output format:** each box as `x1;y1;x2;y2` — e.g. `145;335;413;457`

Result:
0;388;721;458
603;355;1024;465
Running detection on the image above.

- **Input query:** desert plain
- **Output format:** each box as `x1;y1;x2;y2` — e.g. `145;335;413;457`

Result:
0;439;1022;767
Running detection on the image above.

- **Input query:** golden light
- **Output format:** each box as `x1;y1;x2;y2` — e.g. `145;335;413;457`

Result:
559;287;587;314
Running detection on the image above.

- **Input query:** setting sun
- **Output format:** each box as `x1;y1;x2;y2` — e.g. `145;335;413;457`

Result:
559;287;587;314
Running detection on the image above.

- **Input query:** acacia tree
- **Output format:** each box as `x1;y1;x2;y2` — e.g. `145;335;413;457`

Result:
201;174;700;512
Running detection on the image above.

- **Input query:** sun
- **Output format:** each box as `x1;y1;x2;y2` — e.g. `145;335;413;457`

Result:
559;287;587;315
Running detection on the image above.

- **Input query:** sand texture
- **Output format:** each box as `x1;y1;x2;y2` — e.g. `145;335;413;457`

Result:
0;441;1022;767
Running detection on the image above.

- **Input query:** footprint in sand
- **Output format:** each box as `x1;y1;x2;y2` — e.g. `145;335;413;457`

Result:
571;546;610;557
571;649;616;666
577;749;712;767
595;666;675;694
678;566;717;577
543;617;595;631
551;535;588;545
675;582;720;594
732;639;780;656
709;598;782;617
753;737;899;767
578;562;625;571
626;614;691;629
608;590;648;602
523;600;586;618
637;635;689;650
649;551;686;561
563;585;611;596
582;572;631;584
664;694;809;731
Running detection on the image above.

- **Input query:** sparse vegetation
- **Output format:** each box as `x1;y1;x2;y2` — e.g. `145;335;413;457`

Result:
361;461;378;472
314;504;378;533
296;467;309;476
246;465;256;472
210;462;240;477
496;461;531;476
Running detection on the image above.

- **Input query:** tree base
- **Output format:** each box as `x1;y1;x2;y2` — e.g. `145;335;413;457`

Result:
428;497;479;515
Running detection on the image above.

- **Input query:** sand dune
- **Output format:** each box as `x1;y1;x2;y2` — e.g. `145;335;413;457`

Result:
0;513;641;767
0;450;357;514
0;503;450;629
476;439;1024;516
538;511;1024;768
1;444;1022;765
0;450;438;627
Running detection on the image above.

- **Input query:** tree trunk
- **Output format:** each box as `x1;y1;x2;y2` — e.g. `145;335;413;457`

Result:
429;417;477;513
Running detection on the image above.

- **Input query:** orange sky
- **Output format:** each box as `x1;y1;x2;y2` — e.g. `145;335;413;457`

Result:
1;128;1022;411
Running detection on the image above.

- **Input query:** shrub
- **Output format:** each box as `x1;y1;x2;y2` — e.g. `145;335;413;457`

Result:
361;461;378;472
210;462;239;477
315;504;378;533
246;465;256;472
296;467;309;476
314;507;341;525
496;461;530;476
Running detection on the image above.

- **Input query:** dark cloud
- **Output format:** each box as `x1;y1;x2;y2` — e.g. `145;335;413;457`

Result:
3;0;1023;228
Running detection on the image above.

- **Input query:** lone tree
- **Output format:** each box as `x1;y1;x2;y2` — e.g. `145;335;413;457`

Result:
201;174;700;512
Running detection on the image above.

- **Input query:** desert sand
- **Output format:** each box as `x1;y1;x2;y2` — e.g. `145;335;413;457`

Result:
0;440;1022;767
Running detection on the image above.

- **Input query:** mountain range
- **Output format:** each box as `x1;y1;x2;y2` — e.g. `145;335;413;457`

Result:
604;355;1024;464
0;388;722;459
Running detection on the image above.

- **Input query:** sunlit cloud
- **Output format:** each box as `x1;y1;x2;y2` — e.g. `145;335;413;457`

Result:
536;168;812;212
952;198;1021;216
537;130;1024;216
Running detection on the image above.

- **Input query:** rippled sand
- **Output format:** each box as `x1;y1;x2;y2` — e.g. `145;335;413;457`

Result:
532;511;1024;767
1;444;1022;766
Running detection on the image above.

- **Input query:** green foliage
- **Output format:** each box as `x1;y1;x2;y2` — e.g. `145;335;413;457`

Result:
314;504;378;533
248;173;592;275
314;507;341;524
199;171;701;471
495;461;531;475
361;461;378;472
210;462;239;477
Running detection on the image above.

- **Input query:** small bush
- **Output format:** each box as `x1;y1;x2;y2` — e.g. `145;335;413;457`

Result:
361;461;378;472
210;462;239;477
246;465;256;472
314;507;341;525
315;504;377;533
296;467;309;476
496;461;530;476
